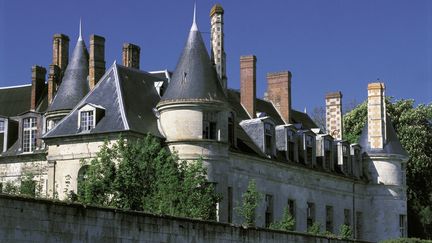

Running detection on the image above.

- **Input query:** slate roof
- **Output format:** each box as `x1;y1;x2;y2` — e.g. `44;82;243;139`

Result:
47;36;89;112
226;89;317;129
359;116;409;157
44;63;163;139
0;85;31;117
159;16;226;104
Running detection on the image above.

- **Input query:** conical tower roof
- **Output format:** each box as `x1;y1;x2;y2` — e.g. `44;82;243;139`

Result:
159;5;226;104
48;23;89;112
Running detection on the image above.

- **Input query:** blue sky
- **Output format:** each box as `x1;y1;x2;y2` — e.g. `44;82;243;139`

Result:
0;0;431;112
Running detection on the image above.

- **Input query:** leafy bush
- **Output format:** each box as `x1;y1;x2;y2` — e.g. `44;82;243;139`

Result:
269;206;295;231
236;179;262;227
339;224;352;239
307;222;321;235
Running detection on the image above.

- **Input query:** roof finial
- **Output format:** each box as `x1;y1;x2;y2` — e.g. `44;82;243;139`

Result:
78;18;83;41
191;1;198;31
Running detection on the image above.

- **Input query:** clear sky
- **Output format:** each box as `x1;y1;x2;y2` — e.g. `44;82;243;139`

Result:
0;0;431;112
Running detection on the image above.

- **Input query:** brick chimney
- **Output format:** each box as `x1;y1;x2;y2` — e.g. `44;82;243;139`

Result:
266;71;292;124
122;43;140;69
325;91;343;140
52;34;69;75
367;82;386;149
89;35;106;89
240;55;257;118
47;64;60;104
31;66;46;111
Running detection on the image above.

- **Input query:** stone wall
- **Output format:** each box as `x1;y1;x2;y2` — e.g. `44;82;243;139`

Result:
0;194;369;243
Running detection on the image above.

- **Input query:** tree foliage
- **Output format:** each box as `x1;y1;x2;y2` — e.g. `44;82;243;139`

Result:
77;134;219;220
344;99;432;238
237;179;262;227
269;206;296;231
338;224;352;239
307;222;321;235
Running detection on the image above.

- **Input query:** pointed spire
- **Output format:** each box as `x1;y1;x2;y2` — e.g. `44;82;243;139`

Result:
191;1;198;31
78;18;83;41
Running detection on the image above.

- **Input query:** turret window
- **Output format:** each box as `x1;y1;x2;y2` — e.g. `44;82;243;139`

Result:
80;111;94;131
23;117;37;152
203;112;217;140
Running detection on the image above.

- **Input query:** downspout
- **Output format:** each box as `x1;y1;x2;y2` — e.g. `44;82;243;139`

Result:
353;181;356;239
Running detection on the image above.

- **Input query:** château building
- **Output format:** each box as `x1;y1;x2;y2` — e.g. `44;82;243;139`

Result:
0;4;409;242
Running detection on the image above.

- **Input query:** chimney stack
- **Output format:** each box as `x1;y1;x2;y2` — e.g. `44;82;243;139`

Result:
210;4;227;91
89;35;106;89
47;64;60;104
52;34;69;75
240;55;257;118
325;91;343;140
31;66;46;111
266;71;292;124
122;43;140;69
367;82;386;149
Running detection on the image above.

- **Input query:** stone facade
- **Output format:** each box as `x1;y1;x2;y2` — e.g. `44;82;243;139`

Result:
0;4;409;242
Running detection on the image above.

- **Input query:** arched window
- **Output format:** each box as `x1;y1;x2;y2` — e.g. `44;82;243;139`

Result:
77;165;89;195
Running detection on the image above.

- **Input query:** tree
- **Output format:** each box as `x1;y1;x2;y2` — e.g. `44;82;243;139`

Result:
339;224;352;239
344;99;432;239
78;134;220;220
269;206;296;231
237;179;262;227
307;222;321;235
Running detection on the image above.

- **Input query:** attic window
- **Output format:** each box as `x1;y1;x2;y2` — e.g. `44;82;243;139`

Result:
306;135;314;163
78;104;105;132
342;145;350;174
23;117;37;152
324;139;332;169
264;123;274;156
287;129;295;162
80;111;94;131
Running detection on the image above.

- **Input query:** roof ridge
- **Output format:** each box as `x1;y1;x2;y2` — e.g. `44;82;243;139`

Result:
113;64;130;130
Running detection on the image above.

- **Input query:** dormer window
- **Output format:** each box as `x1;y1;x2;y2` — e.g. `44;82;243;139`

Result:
342;145;349;174
78;104;105;132
23;117;37;152
287;129;295;161
80;111;94;131
264;123;274;155
306;135;314;163
203;112;217;140
324;139;332;169
0;120;4;132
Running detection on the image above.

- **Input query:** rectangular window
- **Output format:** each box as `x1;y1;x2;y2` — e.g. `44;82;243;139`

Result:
265;194;273;227
22;117;37;152
227;187;233;223
287;130;295;161
288;199;296;230
264;123;273;155
343;145;349;174
307;202;315;229
306;135;313;164
344;209;351;226
326;205;334;233
203;112;217;140
228;113;235;146
80;111;94;131
324;139;331;169
399;215;407;237
356;211;363;239
0;120;4;132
